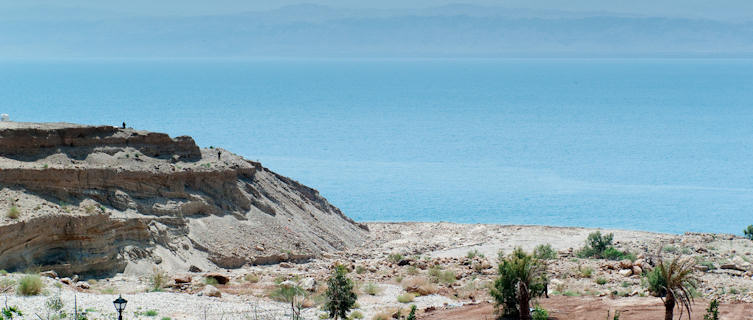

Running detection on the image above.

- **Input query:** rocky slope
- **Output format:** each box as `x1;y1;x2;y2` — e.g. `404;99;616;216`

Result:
0;122;367;277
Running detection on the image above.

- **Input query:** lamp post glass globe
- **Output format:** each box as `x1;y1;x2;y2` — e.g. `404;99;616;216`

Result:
113;295;128;319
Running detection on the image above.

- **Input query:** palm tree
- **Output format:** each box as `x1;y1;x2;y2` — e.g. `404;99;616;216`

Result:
647;256;697;320
490;247;548;320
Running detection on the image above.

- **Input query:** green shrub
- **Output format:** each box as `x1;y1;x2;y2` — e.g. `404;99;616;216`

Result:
362;282;380;295
744;225;753;241
532;305;549;320
355;266;366;274
663;245;678;253
602;247;636;261
397;293;415;303
406;305;417;320
244;273;260;283
348;310;364;319
704;299;719;320
388;253;404;264
145;310;158;317
150;269;167;292
697;260;716;270
1;305;23;319
578;265;593;278
6;206;19;219
533;244;557;260
204;277;219;285
17;274;43;296
596;277;607;285
406;266;419;276
466;249;484;259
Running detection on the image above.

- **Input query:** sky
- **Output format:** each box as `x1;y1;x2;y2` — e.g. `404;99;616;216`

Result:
1;0;752;58
2;0;753;21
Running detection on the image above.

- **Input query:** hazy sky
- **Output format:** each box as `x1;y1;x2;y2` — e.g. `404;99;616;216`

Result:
3;0;753;20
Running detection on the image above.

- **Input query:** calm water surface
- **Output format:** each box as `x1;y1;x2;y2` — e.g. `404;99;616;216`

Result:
1;59;752;234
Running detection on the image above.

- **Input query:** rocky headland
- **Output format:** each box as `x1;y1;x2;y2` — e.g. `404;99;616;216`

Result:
0;122;367;277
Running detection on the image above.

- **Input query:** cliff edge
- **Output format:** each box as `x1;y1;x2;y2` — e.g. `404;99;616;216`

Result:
0;122;367;277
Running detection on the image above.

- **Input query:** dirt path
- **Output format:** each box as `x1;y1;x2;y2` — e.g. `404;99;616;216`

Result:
420;297;753;320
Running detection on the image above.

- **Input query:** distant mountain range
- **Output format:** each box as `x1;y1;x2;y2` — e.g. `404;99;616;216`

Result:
1;4;752;58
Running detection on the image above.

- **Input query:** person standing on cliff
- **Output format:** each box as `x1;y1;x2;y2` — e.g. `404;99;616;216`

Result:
217;150;222;160
122;122;126;129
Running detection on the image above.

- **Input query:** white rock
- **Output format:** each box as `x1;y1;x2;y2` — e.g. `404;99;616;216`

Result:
299;278;316;291
200;285;221;297
619;269;633;277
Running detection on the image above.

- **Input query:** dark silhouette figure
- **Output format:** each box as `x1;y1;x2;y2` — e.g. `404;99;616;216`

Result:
217;150;222;160
122;122;126;129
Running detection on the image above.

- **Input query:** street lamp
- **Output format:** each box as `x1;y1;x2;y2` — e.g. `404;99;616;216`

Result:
113;295;128;320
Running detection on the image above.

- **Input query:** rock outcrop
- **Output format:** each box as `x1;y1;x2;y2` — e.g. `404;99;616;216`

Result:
0;122;367;277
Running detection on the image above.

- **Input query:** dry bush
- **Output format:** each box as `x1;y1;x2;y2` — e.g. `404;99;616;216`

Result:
401;276;438;295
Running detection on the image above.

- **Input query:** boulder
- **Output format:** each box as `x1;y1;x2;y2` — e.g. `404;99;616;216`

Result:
76;282;90;290
60;277;72;285
619;260;633;269
720;263;746;272
189;265;202;273
40;270;58;279
200;285;221;297
299;278;316;291
632;266;642;276
619;269;633;277
174;275;192;284
205;273;230;285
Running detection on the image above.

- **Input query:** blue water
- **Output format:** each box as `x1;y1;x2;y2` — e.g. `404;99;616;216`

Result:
1;59;752;234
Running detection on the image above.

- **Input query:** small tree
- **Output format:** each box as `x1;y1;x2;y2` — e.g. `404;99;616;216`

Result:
490;247;548;320
647;257;696;320
744;225;753;241
703;299;719;320
324;264;357;320
406;305;417;320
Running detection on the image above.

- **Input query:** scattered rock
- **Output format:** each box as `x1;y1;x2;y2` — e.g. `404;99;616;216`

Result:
40;270;58;279
720;263;746;272
619;269;633;277
189;265;202;273
619;260;633;269
174;275;192;284
200;285;221;297
76;282;90;290
60;277;72;285
632;266;642;276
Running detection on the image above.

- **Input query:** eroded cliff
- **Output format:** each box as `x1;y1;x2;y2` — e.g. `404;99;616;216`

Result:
0;122;367;277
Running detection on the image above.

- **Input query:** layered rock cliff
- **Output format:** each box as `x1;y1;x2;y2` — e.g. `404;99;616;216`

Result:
0;122;367;277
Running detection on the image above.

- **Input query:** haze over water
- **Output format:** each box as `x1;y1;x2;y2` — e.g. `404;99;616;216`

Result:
2;59;752;234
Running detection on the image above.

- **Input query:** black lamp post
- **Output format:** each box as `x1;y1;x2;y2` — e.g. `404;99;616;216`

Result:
113;295;128;320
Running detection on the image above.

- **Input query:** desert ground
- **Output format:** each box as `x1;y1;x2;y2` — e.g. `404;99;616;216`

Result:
2;222;753;319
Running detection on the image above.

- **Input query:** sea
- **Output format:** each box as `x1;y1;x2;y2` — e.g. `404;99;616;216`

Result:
1;59;752;234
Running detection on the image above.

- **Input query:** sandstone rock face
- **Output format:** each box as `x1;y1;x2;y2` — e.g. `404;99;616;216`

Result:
0;122;367;277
